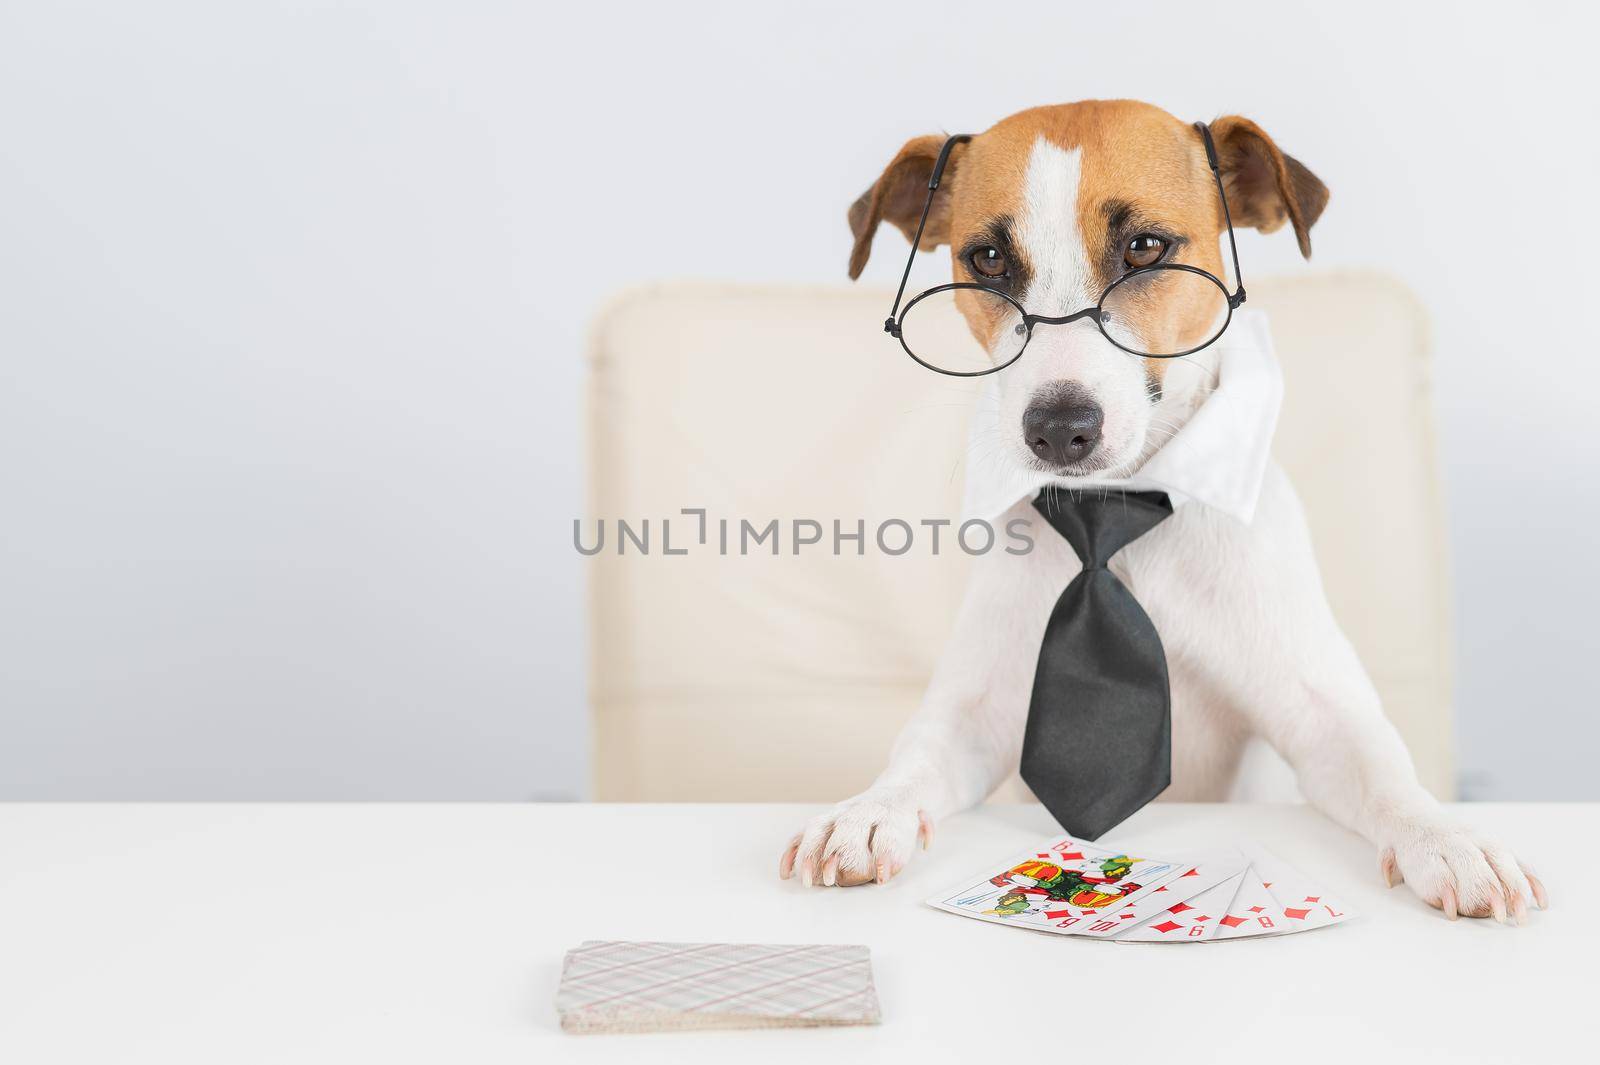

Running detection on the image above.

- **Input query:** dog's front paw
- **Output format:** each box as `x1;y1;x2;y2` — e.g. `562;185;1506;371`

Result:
1380;820;1549;923
777;787;930;888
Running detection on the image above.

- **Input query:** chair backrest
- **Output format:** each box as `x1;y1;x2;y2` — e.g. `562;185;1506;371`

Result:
586;273;1453;801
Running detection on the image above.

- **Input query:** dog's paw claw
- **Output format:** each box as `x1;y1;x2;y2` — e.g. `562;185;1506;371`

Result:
780;788;925;888
1527;871;1550;910
1440;883;1459;920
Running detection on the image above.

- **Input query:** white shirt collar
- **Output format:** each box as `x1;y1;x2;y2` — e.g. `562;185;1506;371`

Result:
960;309;1283;525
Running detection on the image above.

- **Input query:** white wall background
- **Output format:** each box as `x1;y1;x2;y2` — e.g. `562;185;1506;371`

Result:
1;1;1595;800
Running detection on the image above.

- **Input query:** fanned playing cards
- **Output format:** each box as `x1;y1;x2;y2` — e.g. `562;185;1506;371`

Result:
927;834;1353;942
556;941;882;1033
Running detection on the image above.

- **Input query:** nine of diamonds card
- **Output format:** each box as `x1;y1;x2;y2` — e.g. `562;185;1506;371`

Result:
927;837;1355;943
1118;869;1249;942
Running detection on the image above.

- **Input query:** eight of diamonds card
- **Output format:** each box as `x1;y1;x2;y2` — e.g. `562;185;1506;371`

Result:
925;836;1188;933
1210;865;1291;940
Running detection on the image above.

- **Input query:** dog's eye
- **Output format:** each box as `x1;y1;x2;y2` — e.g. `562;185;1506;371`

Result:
970;246;1008;278
1124;234;1166;269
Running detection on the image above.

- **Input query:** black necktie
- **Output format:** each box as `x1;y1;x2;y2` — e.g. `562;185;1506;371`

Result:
1021;488;1174;840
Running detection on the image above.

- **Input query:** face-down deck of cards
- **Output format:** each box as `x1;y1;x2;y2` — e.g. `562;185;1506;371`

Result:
928;836;1354;942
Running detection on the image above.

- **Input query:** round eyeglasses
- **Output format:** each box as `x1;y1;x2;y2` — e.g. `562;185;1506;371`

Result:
882;123;1247;378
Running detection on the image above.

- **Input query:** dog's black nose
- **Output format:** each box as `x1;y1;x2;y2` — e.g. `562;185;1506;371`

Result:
1023;394;1104;466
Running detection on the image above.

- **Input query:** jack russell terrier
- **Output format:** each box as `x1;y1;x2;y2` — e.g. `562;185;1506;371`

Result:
777;99;1546;923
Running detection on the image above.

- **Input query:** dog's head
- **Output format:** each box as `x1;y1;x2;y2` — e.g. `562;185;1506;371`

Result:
848;100;1327;477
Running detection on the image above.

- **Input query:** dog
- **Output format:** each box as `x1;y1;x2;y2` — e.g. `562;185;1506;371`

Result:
777;99;1546;923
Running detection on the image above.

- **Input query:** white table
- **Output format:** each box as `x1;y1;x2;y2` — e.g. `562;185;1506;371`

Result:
0;803;1590;1063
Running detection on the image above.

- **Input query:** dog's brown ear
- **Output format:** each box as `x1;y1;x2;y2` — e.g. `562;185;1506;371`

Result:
1208;116;1329;259
847;135;966;280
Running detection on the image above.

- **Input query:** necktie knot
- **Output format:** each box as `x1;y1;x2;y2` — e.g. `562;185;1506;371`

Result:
1031;488;1173;569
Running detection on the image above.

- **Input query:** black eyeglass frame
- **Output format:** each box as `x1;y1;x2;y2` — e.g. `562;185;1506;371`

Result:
883;122;1248;378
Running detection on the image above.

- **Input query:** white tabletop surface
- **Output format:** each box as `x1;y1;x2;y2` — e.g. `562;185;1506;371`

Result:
0;802;1590;1063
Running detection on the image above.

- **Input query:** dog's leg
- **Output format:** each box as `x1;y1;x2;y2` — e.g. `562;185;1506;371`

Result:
1176;466;1546;922
778;508;1070;887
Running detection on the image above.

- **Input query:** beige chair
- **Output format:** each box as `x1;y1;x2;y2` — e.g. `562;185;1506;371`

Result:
586;273;1453;802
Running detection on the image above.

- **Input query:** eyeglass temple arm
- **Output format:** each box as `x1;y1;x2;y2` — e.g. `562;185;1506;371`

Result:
1195;122;1246;309
886;134;973;335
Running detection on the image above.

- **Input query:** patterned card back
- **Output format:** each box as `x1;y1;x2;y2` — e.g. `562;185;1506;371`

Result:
556;940;882;1034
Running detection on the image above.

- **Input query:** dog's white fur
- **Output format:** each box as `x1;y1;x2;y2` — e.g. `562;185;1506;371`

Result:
1003;140;1153;477
782;138;1546;923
